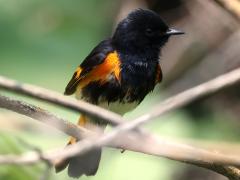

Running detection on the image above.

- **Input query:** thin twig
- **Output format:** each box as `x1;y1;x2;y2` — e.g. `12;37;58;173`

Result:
0;126;239;178
42;67;240;164
0;67;240;178
0;95;85;139
0;83;240;178
215;0;240;19
0;76;123;126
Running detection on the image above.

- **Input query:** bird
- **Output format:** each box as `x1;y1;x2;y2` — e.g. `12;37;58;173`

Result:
54;9;184;178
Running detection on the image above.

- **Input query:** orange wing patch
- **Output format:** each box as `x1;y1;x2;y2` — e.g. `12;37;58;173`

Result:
78;51;121;88
65;51;121;95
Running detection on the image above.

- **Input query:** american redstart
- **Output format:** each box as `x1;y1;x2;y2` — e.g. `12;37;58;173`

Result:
55;9;184;178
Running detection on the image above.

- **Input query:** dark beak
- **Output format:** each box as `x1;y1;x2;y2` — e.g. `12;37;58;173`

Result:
166;28;185;35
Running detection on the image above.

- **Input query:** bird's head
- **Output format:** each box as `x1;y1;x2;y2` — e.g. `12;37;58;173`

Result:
112;9;184;52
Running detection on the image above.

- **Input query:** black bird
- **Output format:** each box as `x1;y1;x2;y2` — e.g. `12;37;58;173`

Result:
55;9;184;178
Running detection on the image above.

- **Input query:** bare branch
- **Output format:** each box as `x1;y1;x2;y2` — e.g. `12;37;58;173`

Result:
1;67;240;129
0;95;85;139
215;0;240;19
0;76;123;126
49;67;240;165
0;67;240;178
0;126;239;178
0;98;240;179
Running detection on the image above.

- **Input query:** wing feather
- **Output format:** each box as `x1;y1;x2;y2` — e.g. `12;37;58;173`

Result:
64;39;117;95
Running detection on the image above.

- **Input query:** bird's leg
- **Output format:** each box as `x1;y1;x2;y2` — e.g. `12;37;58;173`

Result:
68;115;86;144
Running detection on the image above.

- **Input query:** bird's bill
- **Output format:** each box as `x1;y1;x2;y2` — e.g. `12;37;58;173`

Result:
166;28;185;35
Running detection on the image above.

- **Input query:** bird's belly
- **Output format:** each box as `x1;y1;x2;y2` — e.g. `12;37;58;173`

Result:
75;85;138;115
99;101;138;115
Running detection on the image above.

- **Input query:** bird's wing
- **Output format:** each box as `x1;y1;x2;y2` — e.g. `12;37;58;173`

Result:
64;40;121;95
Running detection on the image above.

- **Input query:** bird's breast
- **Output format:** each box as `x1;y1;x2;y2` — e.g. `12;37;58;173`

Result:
119;59;159;101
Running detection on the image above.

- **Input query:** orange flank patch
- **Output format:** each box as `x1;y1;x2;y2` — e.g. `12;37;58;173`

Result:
79;51;121;88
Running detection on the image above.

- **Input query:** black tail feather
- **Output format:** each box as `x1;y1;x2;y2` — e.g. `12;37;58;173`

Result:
67;148;102;178
55;115;106;178
55;148;102;178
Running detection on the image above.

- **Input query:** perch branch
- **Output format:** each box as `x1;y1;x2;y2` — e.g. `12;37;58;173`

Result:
0;76;123;126
0;95;85;139
0;114;239;178
1;67;240;178
0;97;240;179
21;67;240;166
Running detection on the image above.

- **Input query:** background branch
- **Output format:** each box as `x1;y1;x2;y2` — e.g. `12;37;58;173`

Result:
1;66;240;129
215;0;240;19
0;102;240;179
0;95;84;139
0;76;123;126
1;67;240;178
1;93;240;165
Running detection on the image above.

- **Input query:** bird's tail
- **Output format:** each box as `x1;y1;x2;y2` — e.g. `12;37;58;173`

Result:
54;115;104;178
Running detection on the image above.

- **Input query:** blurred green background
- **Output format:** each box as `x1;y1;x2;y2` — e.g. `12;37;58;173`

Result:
0;0;240;180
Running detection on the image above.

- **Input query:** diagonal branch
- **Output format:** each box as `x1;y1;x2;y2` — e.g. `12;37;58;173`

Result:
215;0;240;19
22;67;240;166
122;67;240;130
0;95;85;139
0;76;123;126
0;94;240;179
1;67;240;178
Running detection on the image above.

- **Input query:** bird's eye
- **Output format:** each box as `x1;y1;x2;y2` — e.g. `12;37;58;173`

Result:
145;28;154;36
